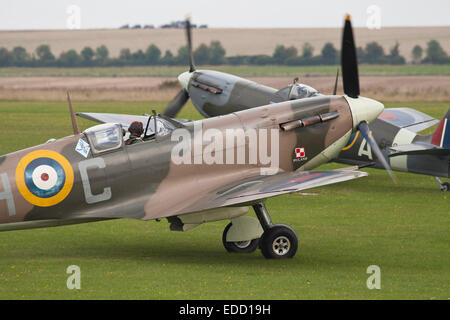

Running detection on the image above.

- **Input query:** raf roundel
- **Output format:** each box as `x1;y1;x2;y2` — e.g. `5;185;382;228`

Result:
16;150;74;207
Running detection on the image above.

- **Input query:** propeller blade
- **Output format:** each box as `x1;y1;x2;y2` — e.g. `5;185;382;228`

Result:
333;68;339;95
358;121;397;184
341;15;360;98
185;15;195;73
163;89;190;117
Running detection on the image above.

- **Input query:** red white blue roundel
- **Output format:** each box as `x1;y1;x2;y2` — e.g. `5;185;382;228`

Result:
16;150;74;207
24;157;66;198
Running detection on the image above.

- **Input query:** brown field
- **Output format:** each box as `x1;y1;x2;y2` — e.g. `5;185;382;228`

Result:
1;26;450;62
0;75;448;102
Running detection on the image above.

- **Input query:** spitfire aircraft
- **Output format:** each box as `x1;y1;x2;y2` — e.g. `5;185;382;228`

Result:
0;16;386;259
156;17;449;191
336;108;450;191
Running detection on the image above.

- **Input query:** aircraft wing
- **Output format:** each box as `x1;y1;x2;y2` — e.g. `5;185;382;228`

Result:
213;169;367;207
77;112;149;130
379;108;439;133
158;168;368;220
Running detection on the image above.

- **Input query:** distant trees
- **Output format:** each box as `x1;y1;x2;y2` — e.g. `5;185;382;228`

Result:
363;42;386;64
273;45;298;64
0;48;13;66
386;42;406;65
320;43;338;65
0;39;448;67
58;49;81;67
81;47;95;65
95;45;109;65
209;41;226;65
192;41;226;65
145;44;161;65
423;40;449;64
411;45;423;64
193;44;210;65
35;44;55;65
11;46;30;66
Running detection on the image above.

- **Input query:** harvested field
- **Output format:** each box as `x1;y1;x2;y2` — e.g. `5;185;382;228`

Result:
0;76;448;102
1;26;450;62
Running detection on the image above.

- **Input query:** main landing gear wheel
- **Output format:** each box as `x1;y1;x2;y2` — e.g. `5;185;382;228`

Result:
222;223;259;253
253;203;299;259
260;224;298;259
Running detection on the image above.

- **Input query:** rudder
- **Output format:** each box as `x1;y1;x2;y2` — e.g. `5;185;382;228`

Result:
431;108;450;148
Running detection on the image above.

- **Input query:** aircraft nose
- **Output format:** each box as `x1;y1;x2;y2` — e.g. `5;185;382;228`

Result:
345;96;384;130
178;71;192;90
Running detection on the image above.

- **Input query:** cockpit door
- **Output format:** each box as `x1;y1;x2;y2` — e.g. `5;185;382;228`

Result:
82;123;131;207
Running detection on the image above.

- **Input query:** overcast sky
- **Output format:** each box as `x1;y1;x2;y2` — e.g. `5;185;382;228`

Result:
1;0;450;30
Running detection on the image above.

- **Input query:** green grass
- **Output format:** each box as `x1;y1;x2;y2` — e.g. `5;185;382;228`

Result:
1;64;450;77
0;100;448;299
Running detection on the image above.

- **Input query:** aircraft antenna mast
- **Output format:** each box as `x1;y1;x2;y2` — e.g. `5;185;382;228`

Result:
66;91;80;135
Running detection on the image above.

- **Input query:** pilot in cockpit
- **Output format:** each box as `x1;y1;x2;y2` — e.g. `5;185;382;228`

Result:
274;78;320;102
288;83;319;100
125;121;144;145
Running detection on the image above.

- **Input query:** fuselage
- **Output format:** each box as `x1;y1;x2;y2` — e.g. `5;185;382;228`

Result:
0;96;360;230
336;119;450;178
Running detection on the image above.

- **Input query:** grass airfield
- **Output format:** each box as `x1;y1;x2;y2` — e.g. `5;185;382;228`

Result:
0;100;448;299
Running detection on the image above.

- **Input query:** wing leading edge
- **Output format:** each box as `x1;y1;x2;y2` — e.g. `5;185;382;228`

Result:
212;169;368;207
150;168;368;221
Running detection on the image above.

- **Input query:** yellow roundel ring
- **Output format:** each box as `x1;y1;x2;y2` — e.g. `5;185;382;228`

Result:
15;150;74;207
341;131;360;151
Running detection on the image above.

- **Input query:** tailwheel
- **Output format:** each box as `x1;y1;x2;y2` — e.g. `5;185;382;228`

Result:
434;177;449;191
222;223;259;253
259;224;298;259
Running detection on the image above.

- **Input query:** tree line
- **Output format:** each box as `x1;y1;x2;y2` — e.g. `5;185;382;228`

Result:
0;40;449;67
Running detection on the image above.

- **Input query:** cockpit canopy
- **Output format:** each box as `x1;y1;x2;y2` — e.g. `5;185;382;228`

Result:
82;116;182;155
77;113;180;138
275;83;320;101
84;123;123;154
144;117;172;137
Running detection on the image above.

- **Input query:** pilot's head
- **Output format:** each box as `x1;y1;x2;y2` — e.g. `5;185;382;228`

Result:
129;121;144;137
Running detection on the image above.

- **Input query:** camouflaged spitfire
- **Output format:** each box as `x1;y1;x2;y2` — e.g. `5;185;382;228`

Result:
0;93;383;259
0;15;387;259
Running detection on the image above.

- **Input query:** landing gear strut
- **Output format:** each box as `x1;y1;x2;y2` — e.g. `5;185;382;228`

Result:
253;203;298;259
434;176;449;191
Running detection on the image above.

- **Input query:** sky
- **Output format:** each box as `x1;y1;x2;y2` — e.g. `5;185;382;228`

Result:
1;0;450;30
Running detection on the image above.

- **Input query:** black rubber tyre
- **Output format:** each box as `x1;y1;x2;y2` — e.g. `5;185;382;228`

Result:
260;224;298;259
441;182;449;192
222;223;259;253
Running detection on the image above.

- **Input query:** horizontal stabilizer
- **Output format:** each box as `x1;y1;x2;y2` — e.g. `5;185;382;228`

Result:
378;108;439;133
389;144;450;157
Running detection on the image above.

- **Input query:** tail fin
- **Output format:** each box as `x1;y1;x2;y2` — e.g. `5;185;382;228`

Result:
431;108;450;148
